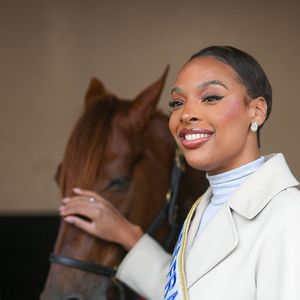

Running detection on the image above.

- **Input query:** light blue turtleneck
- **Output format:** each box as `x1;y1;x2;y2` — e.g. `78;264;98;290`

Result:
198;156;265;233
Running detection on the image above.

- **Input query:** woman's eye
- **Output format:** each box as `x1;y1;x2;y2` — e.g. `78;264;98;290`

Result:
168;99;183;110
202;95;224;103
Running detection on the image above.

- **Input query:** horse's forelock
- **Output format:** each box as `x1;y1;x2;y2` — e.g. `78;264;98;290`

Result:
59;97;116;196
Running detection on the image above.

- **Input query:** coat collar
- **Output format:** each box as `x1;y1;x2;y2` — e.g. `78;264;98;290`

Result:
228;153;299;219
185;153;298;288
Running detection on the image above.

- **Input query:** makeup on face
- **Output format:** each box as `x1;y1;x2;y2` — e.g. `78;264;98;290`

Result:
168;56;260;175
169;80;228;110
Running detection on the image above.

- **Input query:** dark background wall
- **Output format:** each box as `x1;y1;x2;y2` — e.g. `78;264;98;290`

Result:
0;216;60;299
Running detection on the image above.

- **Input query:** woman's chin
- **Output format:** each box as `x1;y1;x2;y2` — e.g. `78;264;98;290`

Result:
184;155;212;172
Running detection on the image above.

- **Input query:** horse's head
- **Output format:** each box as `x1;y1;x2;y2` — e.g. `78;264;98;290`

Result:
41;68;179;299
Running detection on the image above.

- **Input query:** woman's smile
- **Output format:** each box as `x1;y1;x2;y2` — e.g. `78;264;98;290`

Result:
178;128;214;149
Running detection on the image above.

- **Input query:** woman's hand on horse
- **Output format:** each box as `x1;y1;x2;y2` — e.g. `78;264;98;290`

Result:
59;188;143;251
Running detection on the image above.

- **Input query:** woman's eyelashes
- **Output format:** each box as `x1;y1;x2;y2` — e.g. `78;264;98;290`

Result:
202;94;224;103
168;94;224;111
168;99;183;110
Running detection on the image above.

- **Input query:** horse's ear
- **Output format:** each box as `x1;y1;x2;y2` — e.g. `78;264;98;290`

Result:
130;65;170;131
85;78;108;108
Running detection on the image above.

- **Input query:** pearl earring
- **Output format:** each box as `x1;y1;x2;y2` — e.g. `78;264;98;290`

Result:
250;121;258;132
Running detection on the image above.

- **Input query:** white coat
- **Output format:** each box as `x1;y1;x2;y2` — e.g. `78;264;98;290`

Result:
116;153;300;300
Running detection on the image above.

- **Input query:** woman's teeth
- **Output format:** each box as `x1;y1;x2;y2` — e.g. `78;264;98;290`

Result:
185;133;210;141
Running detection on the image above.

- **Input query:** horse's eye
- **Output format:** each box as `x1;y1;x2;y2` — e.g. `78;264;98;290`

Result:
106;176;130;192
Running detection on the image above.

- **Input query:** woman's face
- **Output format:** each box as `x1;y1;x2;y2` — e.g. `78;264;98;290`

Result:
169;56;260;175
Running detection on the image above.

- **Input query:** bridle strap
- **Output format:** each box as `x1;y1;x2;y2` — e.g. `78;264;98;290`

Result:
147;148;184;248
168;148;185;225
146;201;169;237
49;253;117;277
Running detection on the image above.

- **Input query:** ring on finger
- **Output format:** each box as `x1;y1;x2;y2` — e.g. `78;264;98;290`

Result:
89;197;96;203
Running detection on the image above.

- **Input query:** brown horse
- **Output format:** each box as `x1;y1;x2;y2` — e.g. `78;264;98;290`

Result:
41;68;208;300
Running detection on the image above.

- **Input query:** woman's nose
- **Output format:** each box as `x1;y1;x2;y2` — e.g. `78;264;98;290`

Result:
180;102;201;124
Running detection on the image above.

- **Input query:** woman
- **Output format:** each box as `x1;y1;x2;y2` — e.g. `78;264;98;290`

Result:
60;46;300;299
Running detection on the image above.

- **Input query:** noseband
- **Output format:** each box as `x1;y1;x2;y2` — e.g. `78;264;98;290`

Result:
49;149;184;299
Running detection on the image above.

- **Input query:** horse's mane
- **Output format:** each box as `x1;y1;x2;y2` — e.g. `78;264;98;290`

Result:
58;97;116;196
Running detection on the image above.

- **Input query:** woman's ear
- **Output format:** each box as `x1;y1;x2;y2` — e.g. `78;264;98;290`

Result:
250;96;268;127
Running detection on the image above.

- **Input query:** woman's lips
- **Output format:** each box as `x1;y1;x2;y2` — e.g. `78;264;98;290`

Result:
178;128;213;149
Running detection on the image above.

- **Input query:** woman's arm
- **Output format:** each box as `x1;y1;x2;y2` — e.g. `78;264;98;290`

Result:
117;234;172;300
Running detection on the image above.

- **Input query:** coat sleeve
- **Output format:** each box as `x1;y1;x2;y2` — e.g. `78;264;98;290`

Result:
116;234;172;300
257;222;300;300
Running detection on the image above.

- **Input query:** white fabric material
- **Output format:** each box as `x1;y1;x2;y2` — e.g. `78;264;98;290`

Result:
198;156;265;232
116;234;171;299
116;154;300;300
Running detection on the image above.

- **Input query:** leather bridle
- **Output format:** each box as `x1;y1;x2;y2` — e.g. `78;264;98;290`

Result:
49;149;185;299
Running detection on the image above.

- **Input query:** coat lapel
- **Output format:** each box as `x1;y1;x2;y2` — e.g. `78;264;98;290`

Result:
185;189;212;251
185;203;239;289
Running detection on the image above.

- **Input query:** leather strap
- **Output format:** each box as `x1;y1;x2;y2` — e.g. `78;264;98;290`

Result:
49;253;117;277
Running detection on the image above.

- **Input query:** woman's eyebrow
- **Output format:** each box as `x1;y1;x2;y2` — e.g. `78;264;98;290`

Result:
170;86;183;96
171;80;228;96
198;80;229;90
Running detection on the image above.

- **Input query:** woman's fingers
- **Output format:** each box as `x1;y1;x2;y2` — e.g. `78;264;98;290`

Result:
61;195;113;218
72;187;102;201
60;204;98;220
59;192;114;235
62;195;100;206
64;215;95;236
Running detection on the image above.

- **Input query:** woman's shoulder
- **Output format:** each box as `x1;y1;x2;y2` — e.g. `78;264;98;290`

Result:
277;186;300;204
285;186;300;198
266;186;300;227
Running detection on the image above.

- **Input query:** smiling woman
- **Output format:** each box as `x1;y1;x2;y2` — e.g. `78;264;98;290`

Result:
60;46;300;300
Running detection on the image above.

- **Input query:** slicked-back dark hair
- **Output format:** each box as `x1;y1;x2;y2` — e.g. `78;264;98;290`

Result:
189;46;272;145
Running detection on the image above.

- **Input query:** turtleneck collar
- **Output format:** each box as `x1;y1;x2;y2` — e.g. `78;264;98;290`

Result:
206;157;265;205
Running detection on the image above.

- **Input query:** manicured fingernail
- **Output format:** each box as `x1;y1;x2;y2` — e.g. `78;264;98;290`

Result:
73;187;81;193
64;216;74;223
62;197;69;203
59;208;66;216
